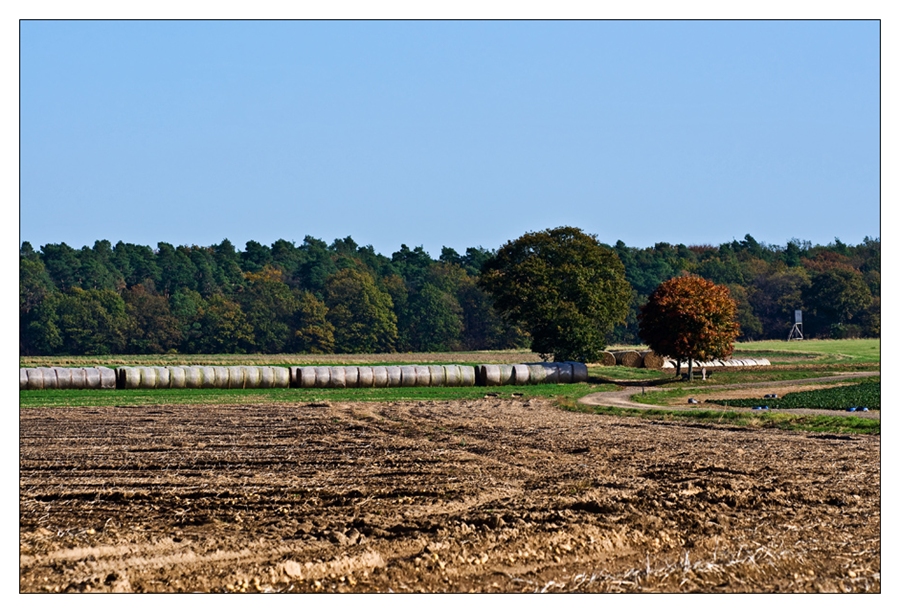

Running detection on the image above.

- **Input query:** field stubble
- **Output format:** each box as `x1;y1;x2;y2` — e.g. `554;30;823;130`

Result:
19;397;879;593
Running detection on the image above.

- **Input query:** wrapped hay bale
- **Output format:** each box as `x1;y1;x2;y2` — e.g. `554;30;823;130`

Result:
329;367;347;389
443;365;460;387
139;367;158;389
243;366;261;388
212;366;229;388
54;368;73;390
596;351;617;366
757;358;771;366
527;363;547;384
224;366;243;389
296;367;316;388
357;366;374;388
400;366;418;387
459;365;476;387
183;366;202;388
343;366;360;388
25;368;44;390
20;369;28;390
84;368;101;389
498;364;515;386
313;367;331;388
557;362;574;384
372;366;389;388
70;368;87;389
257;366;274;388
640;351;665;370
98;367;116;389
428;365;445;387
169;366;186;389
613;351;642;367
153;366;171;389
512;364;531;385
200;366;217;388
39;367;59;389
272;367;290;388
120;367;141;389
568;362;588;383
386;366;402;387
413;365;431;386
479;364;501;386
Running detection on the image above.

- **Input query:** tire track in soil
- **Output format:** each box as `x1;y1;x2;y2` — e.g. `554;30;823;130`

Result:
20;397;880;593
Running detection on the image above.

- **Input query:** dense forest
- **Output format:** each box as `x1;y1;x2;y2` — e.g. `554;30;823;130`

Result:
19;234;880;356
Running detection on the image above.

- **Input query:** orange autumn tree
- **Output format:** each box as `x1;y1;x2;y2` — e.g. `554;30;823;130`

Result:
638;275;740;379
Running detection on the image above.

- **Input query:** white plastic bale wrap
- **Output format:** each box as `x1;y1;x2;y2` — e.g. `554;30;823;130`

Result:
372;366;389;388
541;363;560;384
25;368;44;390
120;367;141;389
138;367;157;389
258;367;275;388
357;366;374;388
443;365;460;387
343;367;360;388
98;367;116;389
386;367;402;387
427;365;444;387
54;368;73;390
242;366;261;388
296;367;316;388
84;368;100;389
329;367;347;389
20;369;30;390
183;367;202;388
225;366;243;389
497;365;514;386
512;364;531;385
313;367;331;388
39;367;59;389
459;366;476;387
568;362;588;383
153;367;171;389
211;366;227;388
557;362;574;384
400;366;417;387
479;364;501;386
169;367;186;389
69;368;87;389
415;365;432;386
273;367;290;388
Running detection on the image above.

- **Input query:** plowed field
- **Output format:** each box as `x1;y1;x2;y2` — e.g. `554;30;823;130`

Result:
19;397;880;593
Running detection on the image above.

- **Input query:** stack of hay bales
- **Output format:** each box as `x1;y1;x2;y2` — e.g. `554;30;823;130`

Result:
116;366;291;389
612;351;642;368
20;367;117;390
291;365;477;388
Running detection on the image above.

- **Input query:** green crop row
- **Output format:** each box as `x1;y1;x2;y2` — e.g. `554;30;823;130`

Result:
708;380;880;411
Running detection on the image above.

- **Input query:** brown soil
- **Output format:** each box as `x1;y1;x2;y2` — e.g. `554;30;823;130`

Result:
20;398;880;593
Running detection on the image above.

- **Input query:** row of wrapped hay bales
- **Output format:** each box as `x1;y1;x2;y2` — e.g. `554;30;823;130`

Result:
20;367;117;390
661;358;772;370
292;365;478;388
116;366;291;389
476;362;589;386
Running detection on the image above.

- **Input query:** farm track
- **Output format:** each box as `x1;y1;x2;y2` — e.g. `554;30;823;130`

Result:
580;372;881;418
20;396;879;593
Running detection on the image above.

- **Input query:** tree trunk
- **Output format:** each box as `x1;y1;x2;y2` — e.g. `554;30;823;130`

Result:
687;355;694;381
675;359;682;378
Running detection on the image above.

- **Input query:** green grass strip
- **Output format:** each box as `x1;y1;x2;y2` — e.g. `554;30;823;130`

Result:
708;379;880;411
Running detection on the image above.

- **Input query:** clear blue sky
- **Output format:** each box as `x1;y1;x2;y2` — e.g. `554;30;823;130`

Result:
20;19;880;257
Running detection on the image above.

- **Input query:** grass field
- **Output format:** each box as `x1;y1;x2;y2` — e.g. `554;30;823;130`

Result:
732;338;880;363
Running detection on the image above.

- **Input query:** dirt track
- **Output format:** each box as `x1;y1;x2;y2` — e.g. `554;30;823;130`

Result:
19;397;880;593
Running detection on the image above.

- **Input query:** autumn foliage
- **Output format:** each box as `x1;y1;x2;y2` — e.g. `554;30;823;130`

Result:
639;275;740;378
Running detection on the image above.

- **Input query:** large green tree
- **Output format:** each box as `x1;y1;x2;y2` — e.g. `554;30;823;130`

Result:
324;268;398;353
479;226;631;362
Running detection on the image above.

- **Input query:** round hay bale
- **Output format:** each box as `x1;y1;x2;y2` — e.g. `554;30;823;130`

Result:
480;364;501;386
153;366;171;389
314;367;331;388
459;365;476;387
198;366;216;388
69;368;87;389
54;368;73;390
357;366;374;388
343;366;360;388
428;365;445;387
372;366;389;388
212;366;229;388
258;367;275;388
273;366;290;388
757;358;771;366
329;367;347;389
596;351;617;366
243;366;261;388
442;365;460;387
386;366;402;387
512;364;531;385
415;365;432;386
25;368;44;390
527;364;547;384
400;366;418;387
120;367;140;389
613;351;642;367
39;367;59;389
139;367;157;389
20;369;28;390
542;362;560;384
98;367;117;389
226;366;245;389
568;361;588;383
296;367;316;388
169;366;186;389
183;366;202;388
497;364;515;386
557;362;574;384
640;351;665;370
84;368;101;389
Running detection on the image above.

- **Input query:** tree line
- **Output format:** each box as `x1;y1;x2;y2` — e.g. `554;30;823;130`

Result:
19;233;879;356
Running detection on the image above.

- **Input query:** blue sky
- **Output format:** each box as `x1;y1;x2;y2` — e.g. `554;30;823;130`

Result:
20;19;880;257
